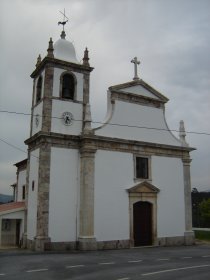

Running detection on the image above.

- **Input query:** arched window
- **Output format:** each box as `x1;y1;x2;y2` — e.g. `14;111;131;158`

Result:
61;74;75;100
36;76;42;103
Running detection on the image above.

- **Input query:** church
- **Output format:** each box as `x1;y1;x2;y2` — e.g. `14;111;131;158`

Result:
0;24;195;251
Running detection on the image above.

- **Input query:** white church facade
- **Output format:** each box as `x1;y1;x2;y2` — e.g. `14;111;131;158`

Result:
0;27;195;251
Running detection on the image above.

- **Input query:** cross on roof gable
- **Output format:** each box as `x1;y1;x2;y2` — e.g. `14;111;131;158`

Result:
109;79;169;103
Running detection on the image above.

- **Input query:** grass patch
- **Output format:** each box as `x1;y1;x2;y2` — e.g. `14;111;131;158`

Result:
194;230;210;241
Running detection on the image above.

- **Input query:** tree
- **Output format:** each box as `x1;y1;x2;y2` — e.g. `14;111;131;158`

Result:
199;198;210;228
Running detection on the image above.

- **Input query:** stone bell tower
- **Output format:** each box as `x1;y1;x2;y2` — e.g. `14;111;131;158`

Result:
25;26;94;250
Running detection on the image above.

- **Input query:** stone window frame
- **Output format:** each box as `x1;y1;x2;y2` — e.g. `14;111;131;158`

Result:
59;71;77;101
134;154;152;182
35;75;43;104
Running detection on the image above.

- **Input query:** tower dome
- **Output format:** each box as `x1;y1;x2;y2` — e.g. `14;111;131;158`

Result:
54;31;79;63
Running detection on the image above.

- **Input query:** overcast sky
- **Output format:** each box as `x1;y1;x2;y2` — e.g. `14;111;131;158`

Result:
0;0;209;195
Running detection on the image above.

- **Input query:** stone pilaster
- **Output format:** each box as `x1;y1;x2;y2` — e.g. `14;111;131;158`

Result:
34;142;51;251
182;156;195;245
22;154;30;248
78;147;97;250
41;66;54;133
30;79;36;137
82;66;92;133
83;70;90;106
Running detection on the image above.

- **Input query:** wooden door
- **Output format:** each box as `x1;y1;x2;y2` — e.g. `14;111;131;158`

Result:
16;220;21;246
133;201;152;246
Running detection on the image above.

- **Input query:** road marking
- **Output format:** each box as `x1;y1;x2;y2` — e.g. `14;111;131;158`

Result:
128;260;143;263
26;268;48;273
99;262;115;265
156;258;170;261
116;278;130;280
181;257;192;259
202;255;210;258
66;265;85;268
142;264;210;276
0;274;5;276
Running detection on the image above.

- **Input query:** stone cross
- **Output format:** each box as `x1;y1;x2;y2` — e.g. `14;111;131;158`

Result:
131;57;140;80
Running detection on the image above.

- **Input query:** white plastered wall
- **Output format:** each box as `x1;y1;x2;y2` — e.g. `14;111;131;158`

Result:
96;100;181;146
31;102;43;136
17;169;26;202
94;150;132;241
119;85;159;99
152;156;185;237
27;149;39;240
49;147;80;242
94;151;185;241
51;100;83;135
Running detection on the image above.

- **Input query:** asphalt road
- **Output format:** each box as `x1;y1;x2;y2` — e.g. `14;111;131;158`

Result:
0;245;210;279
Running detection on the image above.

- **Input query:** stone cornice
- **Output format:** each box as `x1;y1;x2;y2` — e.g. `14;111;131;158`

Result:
25;132;80;151
110;91;164;108
14;158;28;169
31;57;94;78
182;157;192;165
25;132;195;157
80;135;195;158
109;79;169;103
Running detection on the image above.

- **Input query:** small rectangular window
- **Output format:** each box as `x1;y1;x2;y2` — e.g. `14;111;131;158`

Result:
32;181;35;191
2;219;11;231
136;157;149;179
22;185;26;200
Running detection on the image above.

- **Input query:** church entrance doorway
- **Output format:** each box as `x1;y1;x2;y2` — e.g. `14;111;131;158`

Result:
133;201;152;246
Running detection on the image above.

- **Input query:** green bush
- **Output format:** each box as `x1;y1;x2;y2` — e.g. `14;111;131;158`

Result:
199;198;210;227
194;230;210;241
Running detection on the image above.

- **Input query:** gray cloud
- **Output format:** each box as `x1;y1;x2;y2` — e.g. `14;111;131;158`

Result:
0;0;209;194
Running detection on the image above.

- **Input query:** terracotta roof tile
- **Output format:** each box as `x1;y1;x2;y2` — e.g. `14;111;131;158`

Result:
0;202;25;213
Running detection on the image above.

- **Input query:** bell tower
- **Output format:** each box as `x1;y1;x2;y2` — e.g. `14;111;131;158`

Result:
25;25;94;250
30;31;93;138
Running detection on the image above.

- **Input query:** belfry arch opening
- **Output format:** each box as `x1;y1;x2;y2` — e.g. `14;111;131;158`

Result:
61;73;75;100
36;76;42;104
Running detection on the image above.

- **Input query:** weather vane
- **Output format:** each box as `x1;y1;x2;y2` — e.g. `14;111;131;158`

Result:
58;9;69;31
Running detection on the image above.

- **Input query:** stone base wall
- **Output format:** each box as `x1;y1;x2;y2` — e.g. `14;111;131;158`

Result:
157;233;195;246
45;241;77;251
26;239;130;251
26;239;35;250
97;239;130;250
26;235;194;251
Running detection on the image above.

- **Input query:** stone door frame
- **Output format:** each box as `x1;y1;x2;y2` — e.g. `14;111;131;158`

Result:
127;181;160;247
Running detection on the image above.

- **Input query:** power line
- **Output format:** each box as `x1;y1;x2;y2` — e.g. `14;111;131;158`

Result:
92;121;210;136
0;138;38;159
0;109;210;136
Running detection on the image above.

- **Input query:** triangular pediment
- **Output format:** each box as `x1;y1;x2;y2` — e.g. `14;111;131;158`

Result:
109;79;168;103
127;181;160;193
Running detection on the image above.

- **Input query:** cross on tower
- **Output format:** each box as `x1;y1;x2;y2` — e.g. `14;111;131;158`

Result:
131;57;140;80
